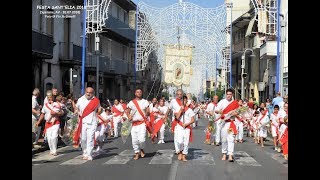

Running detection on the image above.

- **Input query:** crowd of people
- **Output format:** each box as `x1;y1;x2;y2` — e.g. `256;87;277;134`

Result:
32;87;288;162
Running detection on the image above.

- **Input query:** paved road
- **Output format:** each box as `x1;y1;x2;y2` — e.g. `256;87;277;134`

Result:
32;118;288;180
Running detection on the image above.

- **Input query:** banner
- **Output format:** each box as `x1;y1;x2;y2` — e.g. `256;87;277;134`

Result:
164;45;193;86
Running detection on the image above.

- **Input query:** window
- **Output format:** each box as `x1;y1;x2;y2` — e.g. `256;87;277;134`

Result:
123;46;127;61
46;8;54;35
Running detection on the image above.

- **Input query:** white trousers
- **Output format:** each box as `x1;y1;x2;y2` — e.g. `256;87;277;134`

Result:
235;120;243;141
258;126;267;138
95;124;106;143
271;126;278;137
131;122;146;153
221;122;235;155
214;120;222;143
174;124;190;155
113;116;122;137
158;124;165;141
81;123;97;158
46;124;60;154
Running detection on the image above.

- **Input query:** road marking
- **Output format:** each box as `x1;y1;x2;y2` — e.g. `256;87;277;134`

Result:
104;150;135;165
264;151;288;168
32;153;64;164
234;151;261;166
60;155;88;165
188;149;215;165
168;160;179;180
149;149;175;164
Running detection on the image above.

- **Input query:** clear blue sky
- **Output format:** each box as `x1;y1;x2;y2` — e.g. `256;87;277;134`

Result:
131;0;225;8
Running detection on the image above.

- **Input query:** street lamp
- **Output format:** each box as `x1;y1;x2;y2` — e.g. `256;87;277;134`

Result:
241;48;255;100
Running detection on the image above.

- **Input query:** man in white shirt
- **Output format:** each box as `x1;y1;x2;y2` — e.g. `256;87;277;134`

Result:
32;88;41;145
214;89;239;162
111;99;124;137
74;87;101;161
173;95;195;161
126;88;150;160
205;95;220;145
169;89;184;154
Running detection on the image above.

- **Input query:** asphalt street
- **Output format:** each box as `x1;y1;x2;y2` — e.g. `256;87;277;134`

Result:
32;118;288;180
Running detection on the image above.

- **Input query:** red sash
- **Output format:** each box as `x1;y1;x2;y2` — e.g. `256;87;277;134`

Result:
149;112;156;126
280;127;288;145
73;97;100;146
97;114;109;126
121;103;127;110
43;103;60;134
132;99;152;134
205;130;211;140
215;100;239;134
171;98;183;132
112;105;122;117
151;118;164;141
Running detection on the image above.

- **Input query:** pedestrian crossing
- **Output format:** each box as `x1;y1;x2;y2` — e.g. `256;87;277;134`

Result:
32;148;285;167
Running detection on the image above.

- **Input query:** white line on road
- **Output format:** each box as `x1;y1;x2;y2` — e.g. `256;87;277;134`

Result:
32;146;70;163
104;150;135;165
60;155;88;165
233;151;262;166
168;160;179;180
264;151;288;168
188;149;215;165
149;149;175;164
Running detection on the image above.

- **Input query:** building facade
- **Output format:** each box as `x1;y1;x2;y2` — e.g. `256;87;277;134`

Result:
32;0;161;102
32;0;83;101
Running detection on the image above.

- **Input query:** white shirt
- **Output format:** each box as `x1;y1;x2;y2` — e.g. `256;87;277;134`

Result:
32;95;40;119
270;112;281;127
169;98;183;120
100;111;113;122
76;96;100;125
279;123;287;137
112;104;124;116
156;105;169;122
41;102;61;122
205;102;217;115
127;99;149;121
257;113;269;127
216;99;234;119
177;108;195;125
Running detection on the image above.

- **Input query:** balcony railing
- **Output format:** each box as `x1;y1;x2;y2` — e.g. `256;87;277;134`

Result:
104;14;136;42
32;30;54;58
86;54;132;76
59;42;82;61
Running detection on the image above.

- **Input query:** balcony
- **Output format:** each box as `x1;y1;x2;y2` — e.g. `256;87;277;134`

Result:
104;14;135;42
86;53;133;76
59;42;82;65
232;38;245;53
260;41;277;59
32;30;54;59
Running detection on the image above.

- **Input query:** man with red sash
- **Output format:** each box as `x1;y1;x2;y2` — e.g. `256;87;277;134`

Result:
214;88;239;162
73;87;100;161
205;95;220;145
148;98;159;136
36;94;64;156
152;99;169;144
169;89;184;154
126;88;150;160
270;105;282;151
257;108;270;148
172;95;195;161
111;99;124;138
